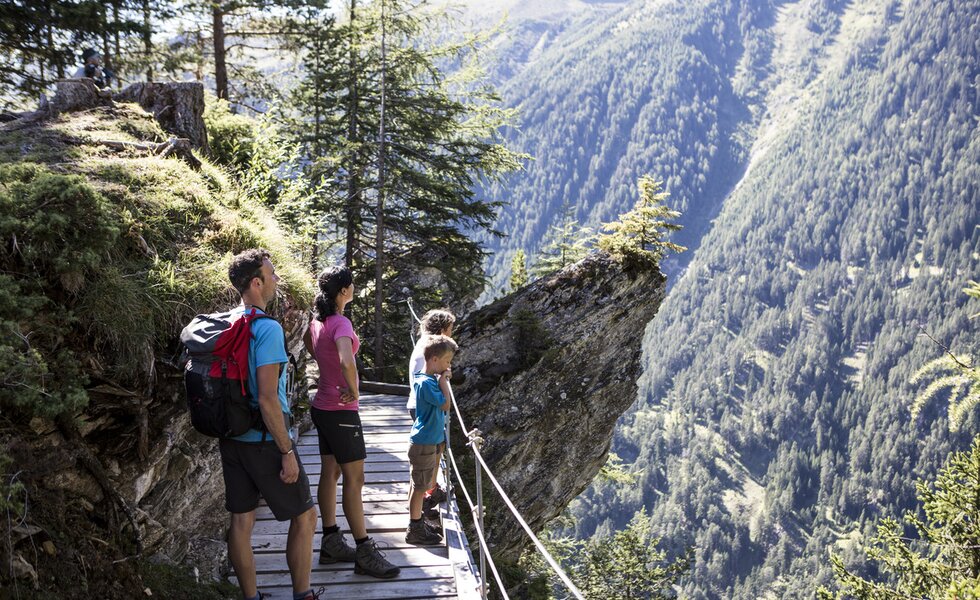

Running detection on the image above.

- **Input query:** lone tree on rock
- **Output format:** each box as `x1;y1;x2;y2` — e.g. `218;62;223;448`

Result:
598;176;685;268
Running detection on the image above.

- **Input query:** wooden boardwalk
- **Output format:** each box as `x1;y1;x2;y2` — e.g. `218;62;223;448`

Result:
250;394;480;599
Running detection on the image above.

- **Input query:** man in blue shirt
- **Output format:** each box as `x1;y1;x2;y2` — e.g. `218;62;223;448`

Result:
406;335;457;545
221;249;318;600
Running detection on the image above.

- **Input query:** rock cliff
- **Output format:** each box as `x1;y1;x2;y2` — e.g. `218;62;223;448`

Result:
451;252;666;562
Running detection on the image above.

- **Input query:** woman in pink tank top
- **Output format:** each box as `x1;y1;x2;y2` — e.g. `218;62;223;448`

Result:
303;266;399;578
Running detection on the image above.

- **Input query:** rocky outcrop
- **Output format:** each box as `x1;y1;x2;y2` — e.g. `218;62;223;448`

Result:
12;301;309;570
451;251;666;562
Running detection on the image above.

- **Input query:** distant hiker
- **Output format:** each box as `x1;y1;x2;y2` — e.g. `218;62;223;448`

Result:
73;48;113;89
405;309;455;516
405;335;457;546
221;249;318;600
303;266;400;578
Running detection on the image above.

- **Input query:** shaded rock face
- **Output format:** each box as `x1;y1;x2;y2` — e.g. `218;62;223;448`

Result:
114;82;208;150
451;252;666;562
15;300;308;571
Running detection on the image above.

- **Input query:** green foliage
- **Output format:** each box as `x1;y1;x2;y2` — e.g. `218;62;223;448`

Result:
596;176;685;269
139;560;239;600
0;109;312;420
598;452;637;486
511;309;552;369
910;355;980;432
0;450;25;520
509;249;529;291
908;282;980;431
0;163;120;417
531;202;593;278
281;0;524;376
203;97;258;174
819;435;980;599
522;510;688;599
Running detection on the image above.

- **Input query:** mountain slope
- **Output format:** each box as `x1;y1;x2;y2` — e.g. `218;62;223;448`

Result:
465;0;978;596
566;0;979;596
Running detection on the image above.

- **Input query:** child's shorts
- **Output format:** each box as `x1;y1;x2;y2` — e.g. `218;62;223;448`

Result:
408;442;444;487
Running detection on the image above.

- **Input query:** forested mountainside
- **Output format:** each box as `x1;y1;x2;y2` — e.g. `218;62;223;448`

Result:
481;0;781;286
473;0;979;597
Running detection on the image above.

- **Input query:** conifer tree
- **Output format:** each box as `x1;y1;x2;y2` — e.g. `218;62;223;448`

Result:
910;280;980;431
531;202;592;278
282;0;522;375
597;176;686;268
510;249;529;291
819;435;980;599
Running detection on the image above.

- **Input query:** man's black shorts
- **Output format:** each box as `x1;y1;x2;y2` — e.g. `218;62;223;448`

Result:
311;408;367;464
218;439;314;521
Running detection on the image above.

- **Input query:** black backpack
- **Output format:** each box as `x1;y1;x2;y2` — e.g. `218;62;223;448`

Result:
180;308;271;438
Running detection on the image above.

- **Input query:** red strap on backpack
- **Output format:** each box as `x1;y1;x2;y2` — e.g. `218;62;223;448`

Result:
208;309;262;395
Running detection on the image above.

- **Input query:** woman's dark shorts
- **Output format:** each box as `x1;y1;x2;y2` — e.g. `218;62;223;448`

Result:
218;439;314;521
311;408;367;464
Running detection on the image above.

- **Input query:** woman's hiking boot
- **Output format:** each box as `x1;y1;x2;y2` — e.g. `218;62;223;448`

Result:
354;538;401;579
405;519;442;545
319;530;357;564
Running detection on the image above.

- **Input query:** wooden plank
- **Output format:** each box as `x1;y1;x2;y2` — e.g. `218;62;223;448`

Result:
259;579;457;600
249;393;476;598
251;531;438;553
360;381;411;396
255;500;409;520
252;547;448;572
238;565;454;587
252;513;413;536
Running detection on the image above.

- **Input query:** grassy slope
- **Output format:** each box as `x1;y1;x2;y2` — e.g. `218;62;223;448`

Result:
0;103;311;597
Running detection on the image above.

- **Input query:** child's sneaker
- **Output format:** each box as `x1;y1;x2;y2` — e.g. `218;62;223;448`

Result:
405;519;442;545
319;530;357;564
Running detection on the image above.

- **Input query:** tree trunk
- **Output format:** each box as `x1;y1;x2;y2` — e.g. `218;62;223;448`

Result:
344;0;359;270
143;0;153;80
115;81;209;150
212;5;228;100
113;1;122;87
373;0;387;371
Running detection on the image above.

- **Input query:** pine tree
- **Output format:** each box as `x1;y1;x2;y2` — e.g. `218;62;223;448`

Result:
597;176;686;269
0;0;145;104
282;0;523;376
910;281;980;431
531;202;592;278
819;435;980;599
510;249;529;291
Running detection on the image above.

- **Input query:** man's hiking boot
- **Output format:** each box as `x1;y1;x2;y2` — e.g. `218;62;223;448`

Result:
319;530;356;564
426;484;447;505
423;504;440;520
406;519;442;545
295;588;324;600
354;538;401;579
424;517;443;536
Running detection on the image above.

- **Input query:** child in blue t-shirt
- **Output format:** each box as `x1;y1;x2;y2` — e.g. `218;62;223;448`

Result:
405;335;457;545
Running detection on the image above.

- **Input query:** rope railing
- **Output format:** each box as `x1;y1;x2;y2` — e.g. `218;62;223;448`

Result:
405;299;585;600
